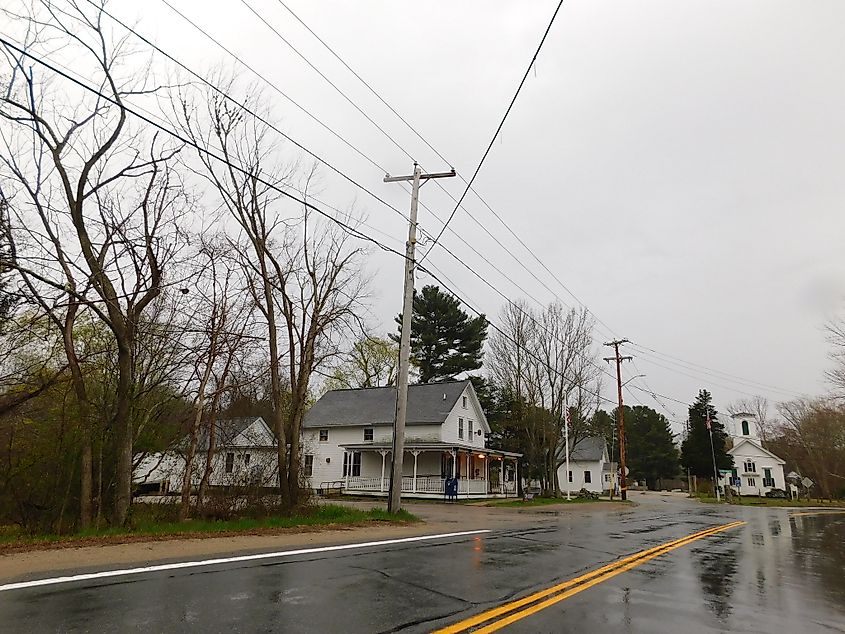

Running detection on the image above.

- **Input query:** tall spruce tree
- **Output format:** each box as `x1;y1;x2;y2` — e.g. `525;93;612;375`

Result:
394;285;487;383
681;389;733;478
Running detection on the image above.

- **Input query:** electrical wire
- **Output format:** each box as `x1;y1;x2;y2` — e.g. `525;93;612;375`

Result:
419;0;566;263
2;35;618;410
267;0;805;400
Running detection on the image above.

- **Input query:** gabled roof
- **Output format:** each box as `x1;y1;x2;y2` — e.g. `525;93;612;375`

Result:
195;417;274;449
728;438;785;464
569;437;607;462
304;380;472;428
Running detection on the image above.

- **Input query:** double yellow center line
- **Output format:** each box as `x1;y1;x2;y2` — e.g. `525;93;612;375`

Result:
434;520;746;634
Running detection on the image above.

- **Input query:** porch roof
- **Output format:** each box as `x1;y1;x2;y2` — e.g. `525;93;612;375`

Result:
339;441;521;458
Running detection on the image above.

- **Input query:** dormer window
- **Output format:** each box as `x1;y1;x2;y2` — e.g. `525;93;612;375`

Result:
741;420;750;436
462;396;467;409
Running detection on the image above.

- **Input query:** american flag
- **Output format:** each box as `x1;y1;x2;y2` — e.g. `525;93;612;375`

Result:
705;411;712;431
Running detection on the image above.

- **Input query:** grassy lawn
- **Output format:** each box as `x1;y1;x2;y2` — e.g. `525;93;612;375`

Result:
696;495;845;508
0;504;418;552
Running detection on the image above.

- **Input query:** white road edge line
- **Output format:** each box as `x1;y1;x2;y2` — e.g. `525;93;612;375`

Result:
0;529;491;592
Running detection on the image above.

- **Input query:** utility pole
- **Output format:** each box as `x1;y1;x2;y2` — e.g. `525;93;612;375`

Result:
384;164;455;513
604;339;632;501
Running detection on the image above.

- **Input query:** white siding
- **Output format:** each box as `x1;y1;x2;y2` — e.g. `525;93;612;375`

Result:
557;460;604;493
442;385;487;447
303;427;369;487
134;447;277;490
727;442;786;495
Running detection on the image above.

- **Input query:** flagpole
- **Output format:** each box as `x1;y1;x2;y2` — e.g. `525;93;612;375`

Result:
564;402;571;501
707;410;721;502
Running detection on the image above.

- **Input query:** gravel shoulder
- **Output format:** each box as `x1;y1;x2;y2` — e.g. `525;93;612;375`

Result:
0;499;629;584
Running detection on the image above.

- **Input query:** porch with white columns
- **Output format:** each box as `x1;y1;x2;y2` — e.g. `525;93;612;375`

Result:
339;443;521;498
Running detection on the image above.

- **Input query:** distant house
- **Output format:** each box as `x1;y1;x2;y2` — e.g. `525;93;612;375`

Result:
302;380;521;499
719;413;786;496
557;436;612;495
133;417;278;494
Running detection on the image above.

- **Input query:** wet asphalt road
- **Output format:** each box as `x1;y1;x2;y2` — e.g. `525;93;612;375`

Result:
1;494;843;633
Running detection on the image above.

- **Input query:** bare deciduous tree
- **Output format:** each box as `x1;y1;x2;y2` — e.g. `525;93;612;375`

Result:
1;0;186;524
489;301;600;494
177;77;368;507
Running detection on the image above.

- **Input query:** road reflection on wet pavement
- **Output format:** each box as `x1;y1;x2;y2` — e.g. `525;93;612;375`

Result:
0;494;843;633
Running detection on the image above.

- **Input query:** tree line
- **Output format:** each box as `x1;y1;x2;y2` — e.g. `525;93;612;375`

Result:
0;1;366;531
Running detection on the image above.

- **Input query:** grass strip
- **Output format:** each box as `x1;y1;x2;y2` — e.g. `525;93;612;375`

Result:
0;505;418;552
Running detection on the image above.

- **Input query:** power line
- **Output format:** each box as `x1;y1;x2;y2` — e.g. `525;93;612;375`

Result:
235;0;416;164
88;5;795;406
252;0;802;400
419;0;566;264
628;341;804;398
0;36;410;265
268;0;624;344
138;1;615;341
634;355;797;402
4;35;615;412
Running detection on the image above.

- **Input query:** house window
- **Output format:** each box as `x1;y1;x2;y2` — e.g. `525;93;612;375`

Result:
744;460;756;473
319;429;329;442
343;451;362;477
458;418;464;440
763;468;774;487
741;420;750;436
304;455;314;477
462;396;467;408
243;454;251;466
605;474;611;483
568;471;573;483
584;470;592;484
364;428;374;441
747;477;756;487
468;420;474;440
225;452;234;474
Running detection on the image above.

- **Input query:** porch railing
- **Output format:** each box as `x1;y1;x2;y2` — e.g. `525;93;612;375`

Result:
344;475;513;495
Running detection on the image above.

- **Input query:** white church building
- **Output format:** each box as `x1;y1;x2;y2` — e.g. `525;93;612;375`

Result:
719;412;786;496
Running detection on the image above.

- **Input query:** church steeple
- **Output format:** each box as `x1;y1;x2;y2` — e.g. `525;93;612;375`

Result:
728;412;760;442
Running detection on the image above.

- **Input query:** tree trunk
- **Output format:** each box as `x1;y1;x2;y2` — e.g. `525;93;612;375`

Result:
197;411;218;513
80;440;93;528
61;303;93;529
179;422;200;521
113;341;133;525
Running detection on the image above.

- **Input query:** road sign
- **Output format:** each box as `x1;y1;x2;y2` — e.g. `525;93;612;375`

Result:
801;477;814;488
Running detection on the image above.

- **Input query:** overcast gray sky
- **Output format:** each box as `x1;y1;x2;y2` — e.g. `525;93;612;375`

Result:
106;0;844;428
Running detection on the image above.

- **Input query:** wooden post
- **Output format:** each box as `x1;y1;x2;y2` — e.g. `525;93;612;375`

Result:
412;450;420;493
379;450;388;493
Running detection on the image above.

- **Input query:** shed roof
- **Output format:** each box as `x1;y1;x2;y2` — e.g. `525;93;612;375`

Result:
303;381;471;428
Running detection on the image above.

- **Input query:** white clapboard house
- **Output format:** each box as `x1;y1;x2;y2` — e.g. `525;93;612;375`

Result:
302;380;521;499
719;412;786;496
556;436;613;495
133;417;278;494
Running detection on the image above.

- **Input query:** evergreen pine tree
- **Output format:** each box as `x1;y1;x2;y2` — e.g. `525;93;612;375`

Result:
624;405;679;489
394;285;487;383
681;389;733;478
